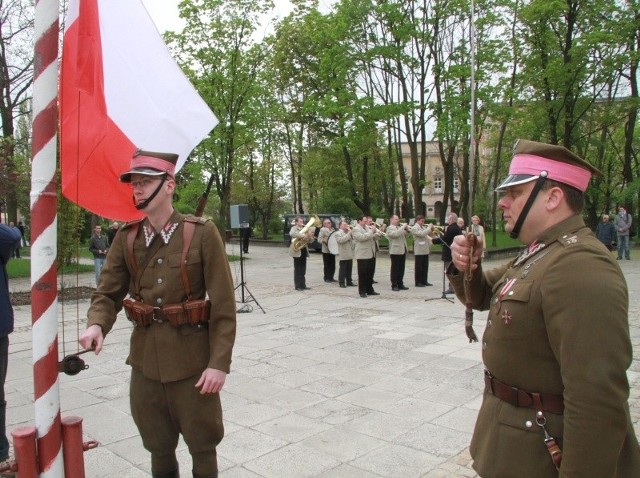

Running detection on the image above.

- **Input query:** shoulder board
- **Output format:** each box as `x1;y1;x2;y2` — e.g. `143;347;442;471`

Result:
120;218;144;230
183;215;209;225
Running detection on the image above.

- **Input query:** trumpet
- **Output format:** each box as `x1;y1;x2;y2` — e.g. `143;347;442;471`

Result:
432;225;445;235
368;225;386;237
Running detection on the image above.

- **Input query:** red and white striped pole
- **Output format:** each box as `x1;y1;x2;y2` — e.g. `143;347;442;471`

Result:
31;0;64;476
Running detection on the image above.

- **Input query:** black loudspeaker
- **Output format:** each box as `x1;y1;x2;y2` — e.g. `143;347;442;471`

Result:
230;204;249;228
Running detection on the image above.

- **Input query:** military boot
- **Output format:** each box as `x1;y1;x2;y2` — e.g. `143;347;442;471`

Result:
192;472;217;478
152;470;179;478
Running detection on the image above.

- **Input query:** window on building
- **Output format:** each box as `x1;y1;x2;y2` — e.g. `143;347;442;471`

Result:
453;177;459;193
434;176;442;193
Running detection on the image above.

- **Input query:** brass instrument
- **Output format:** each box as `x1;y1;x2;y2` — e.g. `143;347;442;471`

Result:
432;225;445;235
292;214;321;252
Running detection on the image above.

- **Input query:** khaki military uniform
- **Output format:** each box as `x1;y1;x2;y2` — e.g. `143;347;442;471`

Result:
449;215;640;477
87;211;236;474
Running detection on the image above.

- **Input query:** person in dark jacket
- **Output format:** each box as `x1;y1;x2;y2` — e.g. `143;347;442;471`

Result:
595;214;616;251
433;213;462;294
0;223;21;467
88;225;109;286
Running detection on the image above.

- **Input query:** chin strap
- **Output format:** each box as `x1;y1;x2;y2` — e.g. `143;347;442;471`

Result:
509;171;548;239
133;175;167;210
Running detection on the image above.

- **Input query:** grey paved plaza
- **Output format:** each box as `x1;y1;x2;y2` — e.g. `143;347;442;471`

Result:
7;242;640;477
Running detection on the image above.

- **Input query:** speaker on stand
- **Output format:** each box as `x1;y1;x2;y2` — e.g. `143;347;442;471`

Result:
230;205;265;313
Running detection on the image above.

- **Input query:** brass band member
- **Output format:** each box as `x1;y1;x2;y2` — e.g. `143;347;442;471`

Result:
386;215;410;291
334;220;356;288
318;218;337;283
410;215;433;286
449;140;640;477
289;216;312;291
80;149;236;478
352;216;379;298
366;216;383;284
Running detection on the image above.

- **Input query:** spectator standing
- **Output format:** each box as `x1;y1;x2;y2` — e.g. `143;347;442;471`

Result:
107;221;120;246
596;214;616;251
88;225;109;286
615;206;632;260
471;215;486;257
8;223;20;259
240;226;251;254
16;222;27;247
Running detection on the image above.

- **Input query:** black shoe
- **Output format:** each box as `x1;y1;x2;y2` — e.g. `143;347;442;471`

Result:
368;291;380;296
295;287;304;291
360;293;367;298
347;283;357;287
329;278;337;282
324;279;332;283
444;288;454;294
415;283;426;287
372;280;378;284
339;284;347;288
399;285;409;290
303;286;311;290
425;282;433;286
392;286;400;291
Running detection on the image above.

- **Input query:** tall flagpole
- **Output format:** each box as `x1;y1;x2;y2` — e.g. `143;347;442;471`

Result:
32;0;64;475
469;0;476;213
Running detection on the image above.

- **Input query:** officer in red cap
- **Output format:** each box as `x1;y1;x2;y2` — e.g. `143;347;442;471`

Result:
448;140;640;477
81;148;236;478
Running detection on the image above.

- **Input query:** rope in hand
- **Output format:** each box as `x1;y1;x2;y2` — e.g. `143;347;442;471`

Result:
464;231;479;343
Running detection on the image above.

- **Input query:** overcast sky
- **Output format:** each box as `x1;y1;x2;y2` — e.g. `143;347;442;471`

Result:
141;0;296;34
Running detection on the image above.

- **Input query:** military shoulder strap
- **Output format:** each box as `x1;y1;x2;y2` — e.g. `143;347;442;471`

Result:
181;219;197;300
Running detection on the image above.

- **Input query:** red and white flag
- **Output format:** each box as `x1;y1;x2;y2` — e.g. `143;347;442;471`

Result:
60;0;218;221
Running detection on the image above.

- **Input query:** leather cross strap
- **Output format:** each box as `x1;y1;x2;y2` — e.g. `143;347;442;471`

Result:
484;370;564;414
126;218;197;300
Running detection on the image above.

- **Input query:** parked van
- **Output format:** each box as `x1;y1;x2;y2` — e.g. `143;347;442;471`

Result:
283;213;345;252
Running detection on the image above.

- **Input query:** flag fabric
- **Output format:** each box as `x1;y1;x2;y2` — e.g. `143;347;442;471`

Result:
60;0;218;221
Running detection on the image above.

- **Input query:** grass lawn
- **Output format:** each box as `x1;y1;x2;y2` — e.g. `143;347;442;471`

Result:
7;258;94;279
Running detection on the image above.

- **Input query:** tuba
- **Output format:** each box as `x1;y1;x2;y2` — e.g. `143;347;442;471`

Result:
292;215;321;252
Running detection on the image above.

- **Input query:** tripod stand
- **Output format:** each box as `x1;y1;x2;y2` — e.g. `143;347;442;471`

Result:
235;236;265;313
425;261;454;303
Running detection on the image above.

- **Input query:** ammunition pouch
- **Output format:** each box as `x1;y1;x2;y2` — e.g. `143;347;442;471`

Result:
123;298;211;328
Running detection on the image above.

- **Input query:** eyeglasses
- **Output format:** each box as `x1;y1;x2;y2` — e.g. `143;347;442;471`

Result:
130;178;156;189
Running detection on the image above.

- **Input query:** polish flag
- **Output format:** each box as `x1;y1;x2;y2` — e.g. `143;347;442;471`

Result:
60;0;218;221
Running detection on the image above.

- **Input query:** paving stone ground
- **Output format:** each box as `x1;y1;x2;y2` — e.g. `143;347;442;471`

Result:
6;242;639;477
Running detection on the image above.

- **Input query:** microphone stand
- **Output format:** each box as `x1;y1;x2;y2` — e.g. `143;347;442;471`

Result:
235;228;265;314
425;261;454;303
425;237;454;303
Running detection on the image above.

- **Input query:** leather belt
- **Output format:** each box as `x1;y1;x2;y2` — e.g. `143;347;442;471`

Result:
484;370;564;414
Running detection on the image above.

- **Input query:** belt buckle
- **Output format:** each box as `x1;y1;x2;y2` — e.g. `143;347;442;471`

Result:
152;307;164;324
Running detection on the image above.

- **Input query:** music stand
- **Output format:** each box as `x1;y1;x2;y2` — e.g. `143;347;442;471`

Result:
235;229;265;314
425;260;454;303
